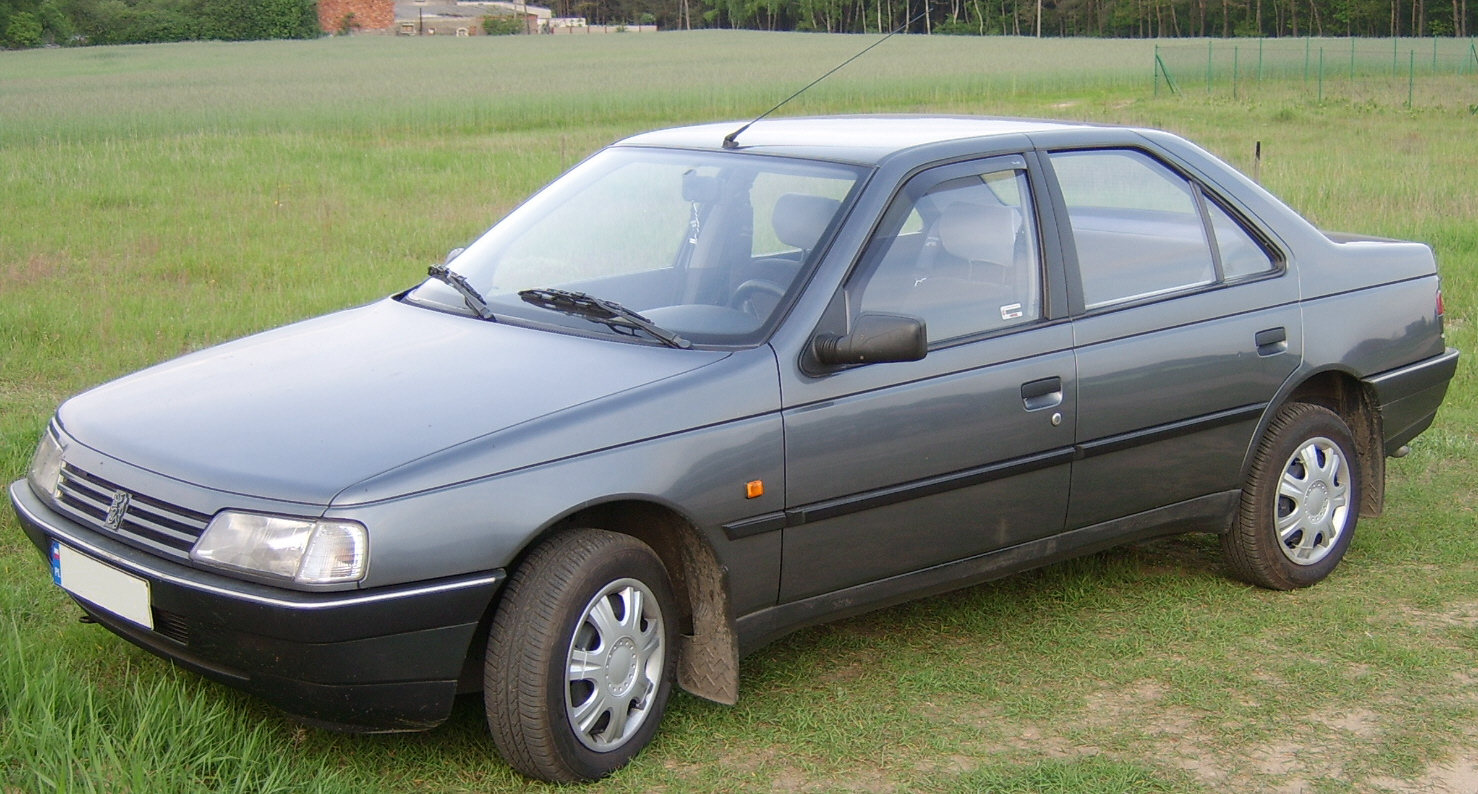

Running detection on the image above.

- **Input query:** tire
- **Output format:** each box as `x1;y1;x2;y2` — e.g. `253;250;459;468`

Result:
484;529;676;783
1223;403;1361;590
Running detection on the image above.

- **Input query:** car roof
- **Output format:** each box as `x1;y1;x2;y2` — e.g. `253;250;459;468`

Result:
616;115;1103;164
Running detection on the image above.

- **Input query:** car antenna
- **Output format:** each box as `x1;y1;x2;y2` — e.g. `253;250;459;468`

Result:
721;12;926;151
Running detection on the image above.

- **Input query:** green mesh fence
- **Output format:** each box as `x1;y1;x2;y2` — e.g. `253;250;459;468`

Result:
1154;37;1478;107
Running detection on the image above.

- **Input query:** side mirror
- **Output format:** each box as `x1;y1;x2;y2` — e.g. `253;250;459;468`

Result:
812;312;927;367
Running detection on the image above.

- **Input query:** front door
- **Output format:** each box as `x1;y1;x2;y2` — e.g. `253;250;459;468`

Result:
779;156;1076;602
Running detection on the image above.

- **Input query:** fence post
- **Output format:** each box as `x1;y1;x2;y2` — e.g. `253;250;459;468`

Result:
1207;39;1214;93
1432;36;1438;71
1304;37;1311;85
1258;38;1264;82
1156;50;1181;95
1394;36;1399;77
1409;50;1415;108
1233;45;1240;100
1318;46;1325;102
1154;43;1160;96
1351;37;1356;80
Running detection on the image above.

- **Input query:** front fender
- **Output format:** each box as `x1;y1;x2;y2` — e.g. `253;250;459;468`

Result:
326;412;786;619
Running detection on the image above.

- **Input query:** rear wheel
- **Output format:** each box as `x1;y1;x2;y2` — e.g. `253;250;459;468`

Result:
1223;403;1361;590
484;529;675;782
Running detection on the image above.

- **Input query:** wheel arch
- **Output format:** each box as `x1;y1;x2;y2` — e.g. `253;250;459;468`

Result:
1248;367;1385;518
475;497;741;707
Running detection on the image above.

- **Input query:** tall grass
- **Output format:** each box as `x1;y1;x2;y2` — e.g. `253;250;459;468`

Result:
0;620;368;793
3;32;1477;792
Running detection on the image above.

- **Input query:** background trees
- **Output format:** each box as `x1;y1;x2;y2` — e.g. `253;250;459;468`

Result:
1;0;1468;53
1;0;318;46
626;0;1468;36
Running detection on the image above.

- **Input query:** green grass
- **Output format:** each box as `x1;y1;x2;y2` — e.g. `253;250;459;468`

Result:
3;32;1478;793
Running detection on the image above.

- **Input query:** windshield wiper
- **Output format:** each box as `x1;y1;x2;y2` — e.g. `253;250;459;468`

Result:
427;263;497;321
517;288;692;350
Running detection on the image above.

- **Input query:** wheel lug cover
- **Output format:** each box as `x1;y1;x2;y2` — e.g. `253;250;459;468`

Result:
1306;481;1329;521
606;636;639;697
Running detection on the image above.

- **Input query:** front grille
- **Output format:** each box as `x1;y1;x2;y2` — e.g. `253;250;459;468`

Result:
152;609;191;645
55;464;211;561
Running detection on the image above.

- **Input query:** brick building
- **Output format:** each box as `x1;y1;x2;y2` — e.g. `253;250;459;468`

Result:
319;0;395;33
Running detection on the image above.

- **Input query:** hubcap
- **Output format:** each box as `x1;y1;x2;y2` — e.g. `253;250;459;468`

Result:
565;578;664;753
1274;436;1351;566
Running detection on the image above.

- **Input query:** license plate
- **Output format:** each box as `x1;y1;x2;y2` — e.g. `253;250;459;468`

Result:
51;542;154;631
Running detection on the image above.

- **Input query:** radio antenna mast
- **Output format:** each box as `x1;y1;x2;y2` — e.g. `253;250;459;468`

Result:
722;13;926;150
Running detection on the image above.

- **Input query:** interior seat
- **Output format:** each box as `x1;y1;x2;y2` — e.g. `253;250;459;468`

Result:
729;193;841;317
901;202;1025;339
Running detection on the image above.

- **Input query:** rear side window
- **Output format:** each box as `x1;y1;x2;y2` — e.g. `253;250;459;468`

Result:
1050;149;1273;310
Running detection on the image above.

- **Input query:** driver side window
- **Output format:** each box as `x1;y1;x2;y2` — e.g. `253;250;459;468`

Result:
853;162;1043;343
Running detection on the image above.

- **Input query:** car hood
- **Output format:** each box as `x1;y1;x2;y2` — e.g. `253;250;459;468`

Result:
58;299;728;505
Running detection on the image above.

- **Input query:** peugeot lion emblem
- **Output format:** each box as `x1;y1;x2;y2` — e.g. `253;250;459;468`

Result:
104;491;132;529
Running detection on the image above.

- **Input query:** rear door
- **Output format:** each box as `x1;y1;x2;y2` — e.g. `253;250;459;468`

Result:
1044;147;1302;530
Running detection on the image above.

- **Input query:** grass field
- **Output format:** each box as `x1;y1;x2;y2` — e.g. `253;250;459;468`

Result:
3;32;1478;793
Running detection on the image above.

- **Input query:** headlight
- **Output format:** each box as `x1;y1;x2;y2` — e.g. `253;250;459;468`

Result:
192;511;368;584
27;430;65;502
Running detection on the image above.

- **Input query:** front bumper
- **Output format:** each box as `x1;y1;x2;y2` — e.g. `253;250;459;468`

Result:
9;479;504;732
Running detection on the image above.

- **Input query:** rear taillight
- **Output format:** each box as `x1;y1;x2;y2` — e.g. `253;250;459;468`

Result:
1437;289;1446;317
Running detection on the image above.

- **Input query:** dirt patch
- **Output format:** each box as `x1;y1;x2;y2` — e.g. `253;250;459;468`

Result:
1005;725;1093;760
760;764;893;793
1313;709;1381;738
1080;679;1206;739
1076;679;1232;786
816;659;867;686
683;745;897;793
1370;755;1478;793
1424;602;1478;629
2;251;70;290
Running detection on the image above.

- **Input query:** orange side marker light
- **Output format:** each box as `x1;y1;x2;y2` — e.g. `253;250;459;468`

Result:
745;480;764;499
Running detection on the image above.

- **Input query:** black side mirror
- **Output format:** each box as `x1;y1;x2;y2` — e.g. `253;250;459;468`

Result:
812;312;927;367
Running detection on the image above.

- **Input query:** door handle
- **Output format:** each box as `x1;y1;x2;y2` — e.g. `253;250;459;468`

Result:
1021;376;1063;411
1255;327;1288;357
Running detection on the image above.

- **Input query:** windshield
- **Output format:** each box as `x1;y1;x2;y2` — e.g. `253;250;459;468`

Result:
405;147;865;346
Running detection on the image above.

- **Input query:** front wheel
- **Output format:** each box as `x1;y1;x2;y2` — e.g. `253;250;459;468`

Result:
1223;403;1361;590
484;529;676;782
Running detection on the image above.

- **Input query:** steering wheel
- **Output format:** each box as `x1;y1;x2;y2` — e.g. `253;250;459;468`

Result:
728;279;788;317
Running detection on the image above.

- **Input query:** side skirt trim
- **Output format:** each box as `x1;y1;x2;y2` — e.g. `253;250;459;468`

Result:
734;490;1240;656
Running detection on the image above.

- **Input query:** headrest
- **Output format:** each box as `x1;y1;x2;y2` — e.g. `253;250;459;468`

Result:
936;202;1020;265
772;193;841;251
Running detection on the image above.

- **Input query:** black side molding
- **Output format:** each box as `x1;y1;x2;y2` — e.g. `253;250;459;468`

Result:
722;403;1267;540
1075;403;1265;461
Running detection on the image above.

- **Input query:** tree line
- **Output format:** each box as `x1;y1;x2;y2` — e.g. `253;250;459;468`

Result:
548;0;1468;37
2;0;317;47
3;0;1468;49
